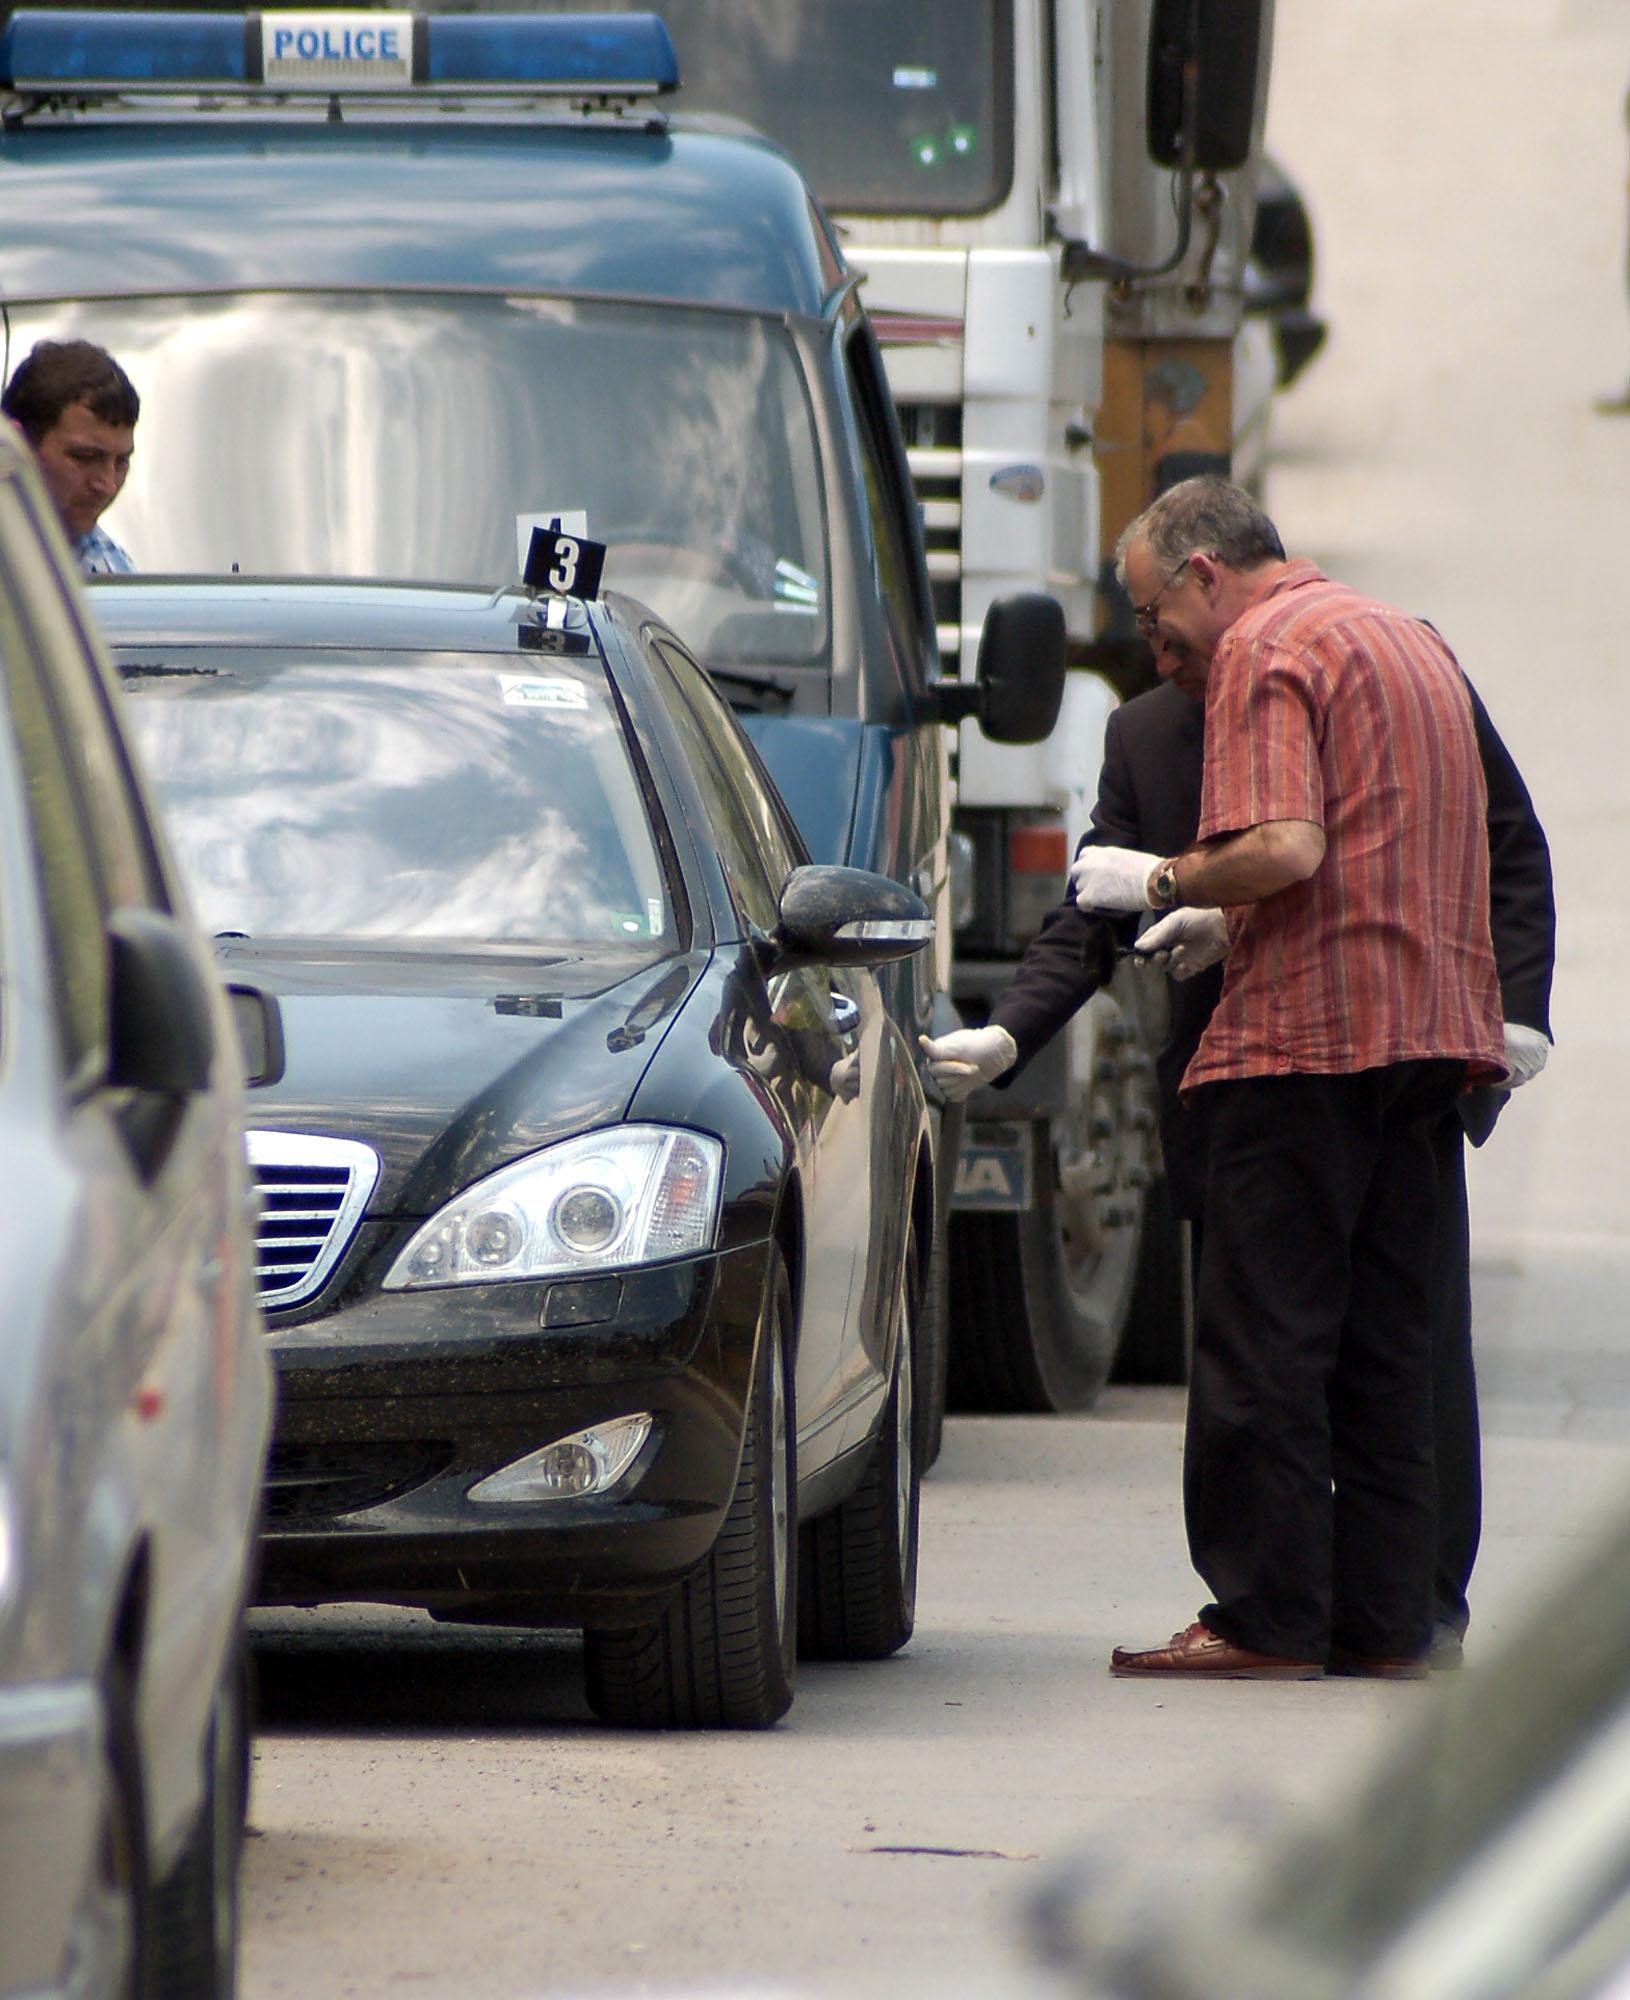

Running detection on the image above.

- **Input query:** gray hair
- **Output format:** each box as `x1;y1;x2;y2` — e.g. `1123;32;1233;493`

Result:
1113;476;1285;587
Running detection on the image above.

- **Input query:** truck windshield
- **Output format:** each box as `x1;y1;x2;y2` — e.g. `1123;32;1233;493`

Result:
13;292;828;665
455;0;1008;215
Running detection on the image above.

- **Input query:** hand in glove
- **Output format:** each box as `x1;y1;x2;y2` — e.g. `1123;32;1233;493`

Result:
918;1024;1018;1103
1134;906;1231;982
1501;1021;1551;1089
1068;845;1164;913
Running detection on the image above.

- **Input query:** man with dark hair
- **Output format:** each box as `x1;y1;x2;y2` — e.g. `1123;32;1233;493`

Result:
1;339;139;573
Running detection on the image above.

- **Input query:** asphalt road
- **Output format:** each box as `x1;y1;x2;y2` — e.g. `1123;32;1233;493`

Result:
242;4;1630;1994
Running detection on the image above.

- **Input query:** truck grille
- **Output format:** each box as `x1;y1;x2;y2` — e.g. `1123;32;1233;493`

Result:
247;1130;381;1311
898;400;963;664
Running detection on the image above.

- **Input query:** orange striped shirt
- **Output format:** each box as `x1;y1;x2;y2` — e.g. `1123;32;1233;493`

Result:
1185;561;1505;1093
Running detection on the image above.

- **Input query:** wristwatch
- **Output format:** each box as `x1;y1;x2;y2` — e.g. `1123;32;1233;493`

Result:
1149;859;1181;909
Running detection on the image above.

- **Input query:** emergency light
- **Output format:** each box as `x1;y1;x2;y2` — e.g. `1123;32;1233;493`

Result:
0;9;680;100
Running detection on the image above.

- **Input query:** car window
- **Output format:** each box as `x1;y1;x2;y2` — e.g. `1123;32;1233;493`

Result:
4;488;167;914
640;638;786;937
0;485;110;1088
116;646;674;948
654;638;807;885
845;327;933;687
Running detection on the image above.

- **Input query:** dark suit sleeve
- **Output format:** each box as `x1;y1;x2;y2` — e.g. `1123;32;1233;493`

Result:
1458;678;1556;1147
1468;679;1555;1036
986;706;1139;1079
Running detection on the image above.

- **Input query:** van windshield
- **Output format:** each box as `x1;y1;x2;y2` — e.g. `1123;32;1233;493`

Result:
451;0;1008;215
13;292;828;665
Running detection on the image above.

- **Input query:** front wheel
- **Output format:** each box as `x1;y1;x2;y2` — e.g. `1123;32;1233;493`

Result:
150;1638;250;1999
583;1248;797;1728
798;1243;920;1660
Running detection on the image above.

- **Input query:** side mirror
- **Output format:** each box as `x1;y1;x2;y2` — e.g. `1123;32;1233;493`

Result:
953;592;1066;745
1146;0;1266;173
762;865;933;972
107;908;216;1095
227;982;286;1089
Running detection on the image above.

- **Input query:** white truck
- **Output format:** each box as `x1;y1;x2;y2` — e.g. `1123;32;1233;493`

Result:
460;0;1316;1406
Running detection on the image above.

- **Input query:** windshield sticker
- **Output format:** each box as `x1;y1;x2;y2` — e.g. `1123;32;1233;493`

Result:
773;558;820;607
646;900;665;936
893;67;938;89
496;674;590;710
614;912;646;936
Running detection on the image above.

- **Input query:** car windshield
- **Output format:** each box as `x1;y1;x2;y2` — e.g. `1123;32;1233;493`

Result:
115;647;674;949
12;293;827;666
451;0;1008;214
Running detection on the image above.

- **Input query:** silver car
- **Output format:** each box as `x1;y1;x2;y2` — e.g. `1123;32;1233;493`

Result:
0;420;272;1999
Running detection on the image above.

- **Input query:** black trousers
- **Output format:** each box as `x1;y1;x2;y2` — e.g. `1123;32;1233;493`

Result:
1430;1117;1479;1635
1185;1060;1467;1661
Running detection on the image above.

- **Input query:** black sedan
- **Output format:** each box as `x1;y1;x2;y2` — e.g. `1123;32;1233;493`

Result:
95;574;936;1729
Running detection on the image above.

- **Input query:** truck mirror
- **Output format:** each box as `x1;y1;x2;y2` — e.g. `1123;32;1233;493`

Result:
973;593;1066;746
1146;0;1266;173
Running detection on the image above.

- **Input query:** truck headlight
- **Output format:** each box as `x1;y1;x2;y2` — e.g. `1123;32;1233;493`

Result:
382;1126;723;1289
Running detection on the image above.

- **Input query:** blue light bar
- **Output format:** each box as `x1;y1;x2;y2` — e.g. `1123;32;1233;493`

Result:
427;15;677;94
0;9;680;99
0;11;248;90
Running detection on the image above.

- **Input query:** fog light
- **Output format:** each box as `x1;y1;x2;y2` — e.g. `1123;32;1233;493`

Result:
466;1414;653;1503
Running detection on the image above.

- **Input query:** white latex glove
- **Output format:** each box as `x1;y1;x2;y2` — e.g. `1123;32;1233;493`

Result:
1502;1022;1550;1089
1069;845;1164;914
918;1025;1018;1103
1134;906;1231;981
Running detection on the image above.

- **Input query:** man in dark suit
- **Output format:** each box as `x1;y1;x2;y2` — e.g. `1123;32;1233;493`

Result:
921;646;1555;1665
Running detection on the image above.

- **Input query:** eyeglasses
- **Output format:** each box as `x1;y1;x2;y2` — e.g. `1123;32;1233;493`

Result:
1131;553;1195;635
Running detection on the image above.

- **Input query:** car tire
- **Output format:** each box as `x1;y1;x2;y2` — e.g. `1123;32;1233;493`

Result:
915;1215;949;1472
149;1640;249;1998
90;1661;151;2000
583;1248;797;1729
797;1242;920;1660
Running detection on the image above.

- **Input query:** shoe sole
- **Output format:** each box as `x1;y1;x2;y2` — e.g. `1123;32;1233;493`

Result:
1110;1661;1324;1680
1326;1661;1430;1681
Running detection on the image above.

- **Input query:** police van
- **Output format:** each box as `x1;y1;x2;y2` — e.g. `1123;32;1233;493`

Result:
0;8;1063;1455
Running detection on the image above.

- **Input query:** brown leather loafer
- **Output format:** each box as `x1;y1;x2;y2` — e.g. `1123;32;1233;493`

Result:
1326;1647;1430;1681
1110;1620;1323;1680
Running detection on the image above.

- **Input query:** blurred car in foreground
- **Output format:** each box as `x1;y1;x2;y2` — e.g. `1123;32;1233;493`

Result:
95;570;936;1729
0;424;271;1997
1026;1478;1630;2000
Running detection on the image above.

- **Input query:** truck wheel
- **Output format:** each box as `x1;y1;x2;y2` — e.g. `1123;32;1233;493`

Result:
797;1245;919;1659
582;1249;797;1728
1108;1178;1190;1386
947;980;1159;1412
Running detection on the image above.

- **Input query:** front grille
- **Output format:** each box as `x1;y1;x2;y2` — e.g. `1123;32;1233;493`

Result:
264;1439;452;1521
247;1130;381;1311
897;399;963;663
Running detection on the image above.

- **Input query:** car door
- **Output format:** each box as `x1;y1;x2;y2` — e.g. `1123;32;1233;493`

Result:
0;477;259;1845
643;634;888;1457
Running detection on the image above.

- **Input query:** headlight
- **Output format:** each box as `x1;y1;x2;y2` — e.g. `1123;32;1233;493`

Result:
382;1125;724;1290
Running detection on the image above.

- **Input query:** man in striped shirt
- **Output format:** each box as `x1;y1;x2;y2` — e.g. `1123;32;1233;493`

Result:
1074;478;1506;1680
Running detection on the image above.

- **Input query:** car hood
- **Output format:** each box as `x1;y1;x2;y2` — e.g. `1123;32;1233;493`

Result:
218;940;707;1213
